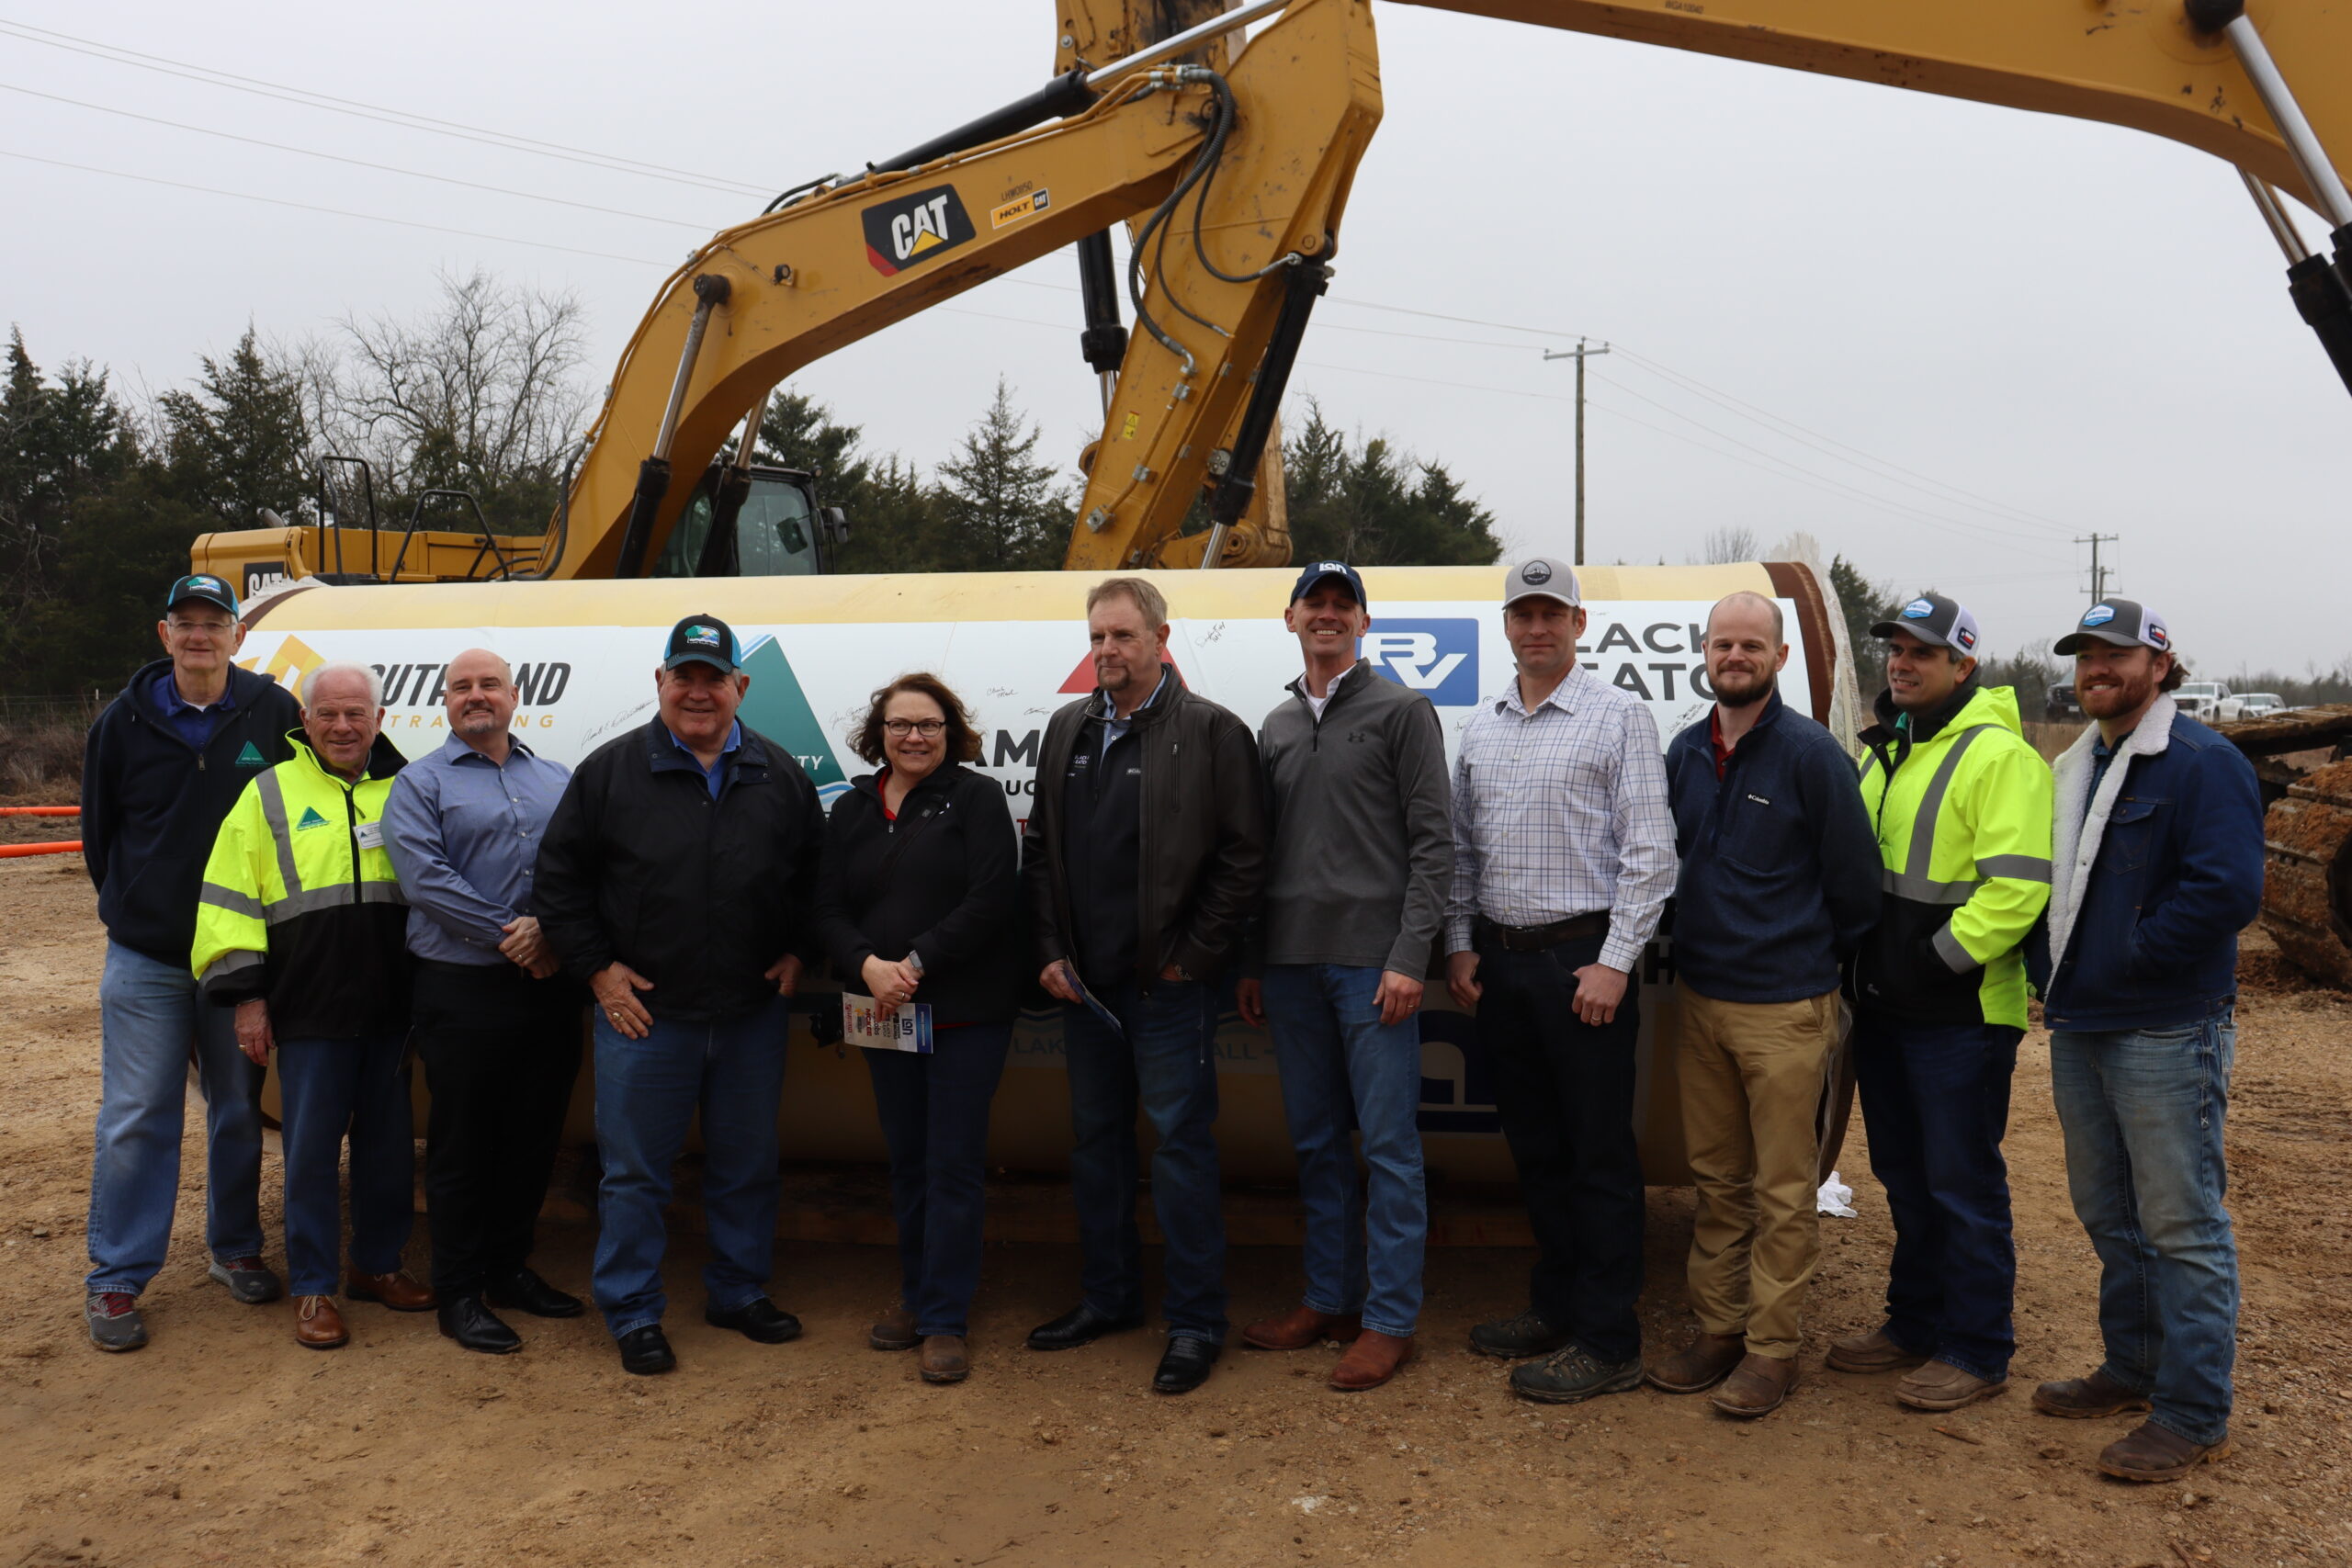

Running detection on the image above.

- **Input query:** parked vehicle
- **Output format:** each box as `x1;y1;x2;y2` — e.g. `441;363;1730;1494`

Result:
2045;681;2084;722
2175;680;2233;720
2220;691;2284;721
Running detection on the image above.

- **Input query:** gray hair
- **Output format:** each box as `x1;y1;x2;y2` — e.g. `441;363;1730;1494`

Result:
1707;590;1785;645
300;660;385;708
1087;575;1170;627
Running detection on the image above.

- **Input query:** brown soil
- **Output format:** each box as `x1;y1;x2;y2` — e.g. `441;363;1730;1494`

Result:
3;862;2346;1568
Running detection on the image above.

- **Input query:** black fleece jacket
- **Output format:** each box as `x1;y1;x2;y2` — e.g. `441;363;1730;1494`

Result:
813;764;1023;1027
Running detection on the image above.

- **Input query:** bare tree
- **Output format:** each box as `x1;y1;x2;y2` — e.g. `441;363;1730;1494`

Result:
1699;525;1761;564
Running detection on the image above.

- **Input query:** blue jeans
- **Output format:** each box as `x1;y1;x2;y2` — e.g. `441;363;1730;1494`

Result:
86;942;267;1295
2050;1012;2238;1446
1261;964;1427;1338
276;1033;415;1297
865;1023;1012;1338
592;998;789;1337
1062;980;1227;1342
1851;1011;2021;1382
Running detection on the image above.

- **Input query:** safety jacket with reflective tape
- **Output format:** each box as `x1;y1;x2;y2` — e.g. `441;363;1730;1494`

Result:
1849;682;2052;1030
192;731;413;1040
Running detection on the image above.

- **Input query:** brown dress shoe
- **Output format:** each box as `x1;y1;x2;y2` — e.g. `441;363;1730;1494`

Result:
919;1335;970;1384
295;1295;348;1350
870;1303;919;1352
1825;1326;1929;1374
1241;1304;1363;1351
1710;1352;1797;1417
2098;1421;2230;1482
1329;1331;1414;1391
2032;1368;2152;1419
1647;1330;1745;1393
346;1269;435;1313
1896;1358;2008;1412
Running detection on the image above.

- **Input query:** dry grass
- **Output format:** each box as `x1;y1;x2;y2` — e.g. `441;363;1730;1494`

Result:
0;719;86;802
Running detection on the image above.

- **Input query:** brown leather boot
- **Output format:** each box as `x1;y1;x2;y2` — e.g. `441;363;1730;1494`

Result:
2032;1368;2152;1419
1329;1331;1414;1392
1896;1359;2009;1412
346;1269;435;1313
1646;1330;1745;1393
919;1335;970;1384
2098;1421;2230;1483
1242;1304;1362;1351
1825;1326;1928;1374
294;1295;348;1350
1709;1353;1797;1417
870;1303;919;1351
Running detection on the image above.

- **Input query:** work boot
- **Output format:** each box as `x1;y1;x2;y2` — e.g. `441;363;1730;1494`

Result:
207;1256;283;1305
346;1269;435;1313
1647;1330;1745;1393
1329;1331;1415;1392
2032;1368;2152;1419
1243;1304;1363;1351
85;1292;148;1353
1469;1308;1573;1359
1825;1325;1929;1374
2098;1421;2230;1483
294;1295;349;1350
870;1303;919;1352
1710;1353;1798;1418
1510;1344;1645;1404
919;1335;970;1384
1896;1359;2008;1412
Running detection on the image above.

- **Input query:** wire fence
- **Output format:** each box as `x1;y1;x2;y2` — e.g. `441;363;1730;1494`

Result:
0;693;110;729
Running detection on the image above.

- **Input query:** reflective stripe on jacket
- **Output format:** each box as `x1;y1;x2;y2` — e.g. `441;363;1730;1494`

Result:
1851;682;2053;1029
192;731;413;1040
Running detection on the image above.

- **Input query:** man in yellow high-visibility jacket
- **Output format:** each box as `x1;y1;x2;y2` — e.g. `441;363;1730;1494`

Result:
1826;592;2052;1414
193;661;431;1351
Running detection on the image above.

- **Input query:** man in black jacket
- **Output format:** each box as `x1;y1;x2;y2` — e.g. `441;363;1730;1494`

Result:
535;615;826;1375
1021;576;1267;1394
78;574;300;1351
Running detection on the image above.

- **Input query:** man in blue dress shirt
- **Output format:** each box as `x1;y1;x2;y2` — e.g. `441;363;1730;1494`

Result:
382;648;582;1354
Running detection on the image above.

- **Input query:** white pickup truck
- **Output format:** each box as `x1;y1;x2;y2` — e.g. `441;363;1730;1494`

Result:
2176;681;2233;720
2219;691;2285;721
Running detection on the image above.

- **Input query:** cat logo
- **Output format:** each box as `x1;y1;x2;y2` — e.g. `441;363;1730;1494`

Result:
989;187;1050;229
862;185;977;276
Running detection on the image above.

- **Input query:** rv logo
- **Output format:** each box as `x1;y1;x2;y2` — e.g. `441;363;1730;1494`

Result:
1361;619;1481;706
862;185;976;276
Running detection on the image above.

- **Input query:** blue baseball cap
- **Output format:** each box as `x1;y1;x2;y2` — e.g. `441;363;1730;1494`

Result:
662;615;741;673
1290;559;1367;609
164;573;239;617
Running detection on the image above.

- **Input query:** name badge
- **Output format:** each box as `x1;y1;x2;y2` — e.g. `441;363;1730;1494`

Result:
842;994;933;1054
355;821;385;852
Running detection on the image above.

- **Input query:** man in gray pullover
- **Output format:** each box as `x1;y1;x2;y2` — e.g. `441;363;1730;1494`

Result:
1237;561;1453;1392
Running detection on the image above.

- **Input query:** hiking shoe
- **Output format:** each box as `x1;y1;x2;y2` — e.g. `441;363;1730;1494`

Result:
2032;1368;2152;1420
85;1292;147;1352
208;1256;283;1305
1510;1344;1645;1404
1469;1308;1573;1359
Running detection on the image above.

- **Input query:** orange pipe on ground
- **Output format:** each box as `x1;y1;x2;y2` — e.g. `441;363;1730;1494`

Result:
0;840;81;857
0;807;79;817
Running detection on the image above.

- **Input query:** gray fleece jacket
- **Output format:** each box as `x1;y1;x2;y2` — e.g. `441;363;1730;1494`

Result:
1256;660;1453;974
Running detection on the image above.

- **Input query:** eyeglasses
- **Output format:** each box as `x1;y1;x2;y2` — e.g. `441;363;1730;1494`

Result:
166;618;234;634
882;719;946;738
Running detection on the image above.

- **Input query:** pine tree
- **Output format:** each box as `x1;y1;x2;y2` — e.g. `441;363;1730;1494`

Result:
933;378;1070;572
1282;399;1502;567
153;327;311;529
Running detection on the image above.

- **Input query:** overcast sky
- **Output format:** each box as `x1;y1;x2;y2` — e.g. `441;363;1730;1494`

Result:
4;2;2346;677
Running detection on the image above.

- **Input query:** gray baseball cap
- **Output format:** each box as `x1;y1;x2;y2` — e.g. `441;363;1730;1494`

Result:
1871;591;1982;657
2054;599;2171;657
1502;557;1580;608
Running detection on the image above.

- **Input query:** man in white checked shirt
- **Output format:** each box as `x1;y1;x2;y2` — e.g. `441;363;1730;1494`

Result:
1443;558;1678;1404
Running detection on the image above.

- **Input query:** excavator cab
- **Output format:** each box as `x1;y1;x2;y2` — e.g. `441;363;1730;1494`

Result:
650;463;848;579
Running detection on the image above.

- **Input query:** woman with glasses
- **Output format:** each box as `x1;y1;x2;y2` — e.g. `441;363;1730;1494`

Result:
815;672;1023;1383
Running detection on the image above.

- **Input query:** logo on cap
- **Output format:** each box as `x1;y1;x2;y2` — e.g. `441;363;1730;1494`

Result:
2147;624;2169;649
1316;561;1346;575
685;625;721;648
1954;626;1978;651
191;576;221;592
2082;604;2117;627
1901;598;1936;620
1521;561;1553;586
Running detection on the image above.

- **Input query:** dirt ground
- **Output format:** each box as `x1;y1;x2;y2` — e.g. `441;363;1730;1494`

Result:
3;855;2346;1568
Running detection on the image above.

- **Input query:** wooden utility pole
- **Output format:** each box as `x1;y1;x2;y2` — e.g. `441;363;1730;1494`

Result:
1544;340;1610;564
2075;532;2119;601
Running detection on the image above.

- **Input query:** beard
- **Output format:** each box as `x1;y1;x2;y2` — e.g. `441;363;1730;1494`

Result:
1710;667;1775;709
2078;669;2158;720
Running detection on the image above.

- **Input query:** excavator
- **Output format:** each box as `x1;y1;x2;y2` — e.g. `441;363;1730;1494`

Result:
187;0;2352;1205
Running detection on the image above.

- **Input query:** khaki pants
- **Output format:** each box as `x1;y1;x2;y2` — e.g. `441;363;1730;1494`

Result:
1677;982;1838;1359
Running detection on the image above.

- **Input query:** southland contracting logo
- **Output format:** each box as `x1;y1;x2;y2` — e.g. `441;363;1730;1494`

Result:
734;635;848;800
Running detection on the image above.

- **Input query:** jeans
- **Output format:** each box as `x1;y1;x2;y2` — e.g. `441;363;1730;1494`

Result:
276;1033;415;1298
865;1022;1012;1338
1474;933;1645;1364
1261;964;1427;1338
412;962;583;1301
2050;1012;2238;1446
1062;979;1227;1342
85;942;267;1295
1851;1010;2022;1381
592;997;789;1338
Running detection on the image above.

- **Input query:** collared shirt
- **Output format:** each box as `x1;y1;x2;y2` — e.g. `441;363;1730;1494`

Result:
1708;707;1733;779
2086;733;2116;823
150;667;237;751
1094;666;1172;761
1443;663;1679;975
669;718;744;798
381;731;571;964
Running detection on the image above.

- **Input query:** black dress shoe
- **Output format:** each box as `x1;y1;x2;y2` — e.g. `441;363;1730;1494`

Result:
705;1297;803;1344
1153;1335;1223;1394
486;1267;584;1319
618;1325;676;1375
437;1295;523;1355
1026;1303;1146;1352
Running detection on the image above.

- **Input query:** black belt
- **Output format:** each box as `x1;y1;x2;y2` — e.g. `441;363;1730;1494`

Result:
1475;912;1610;953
